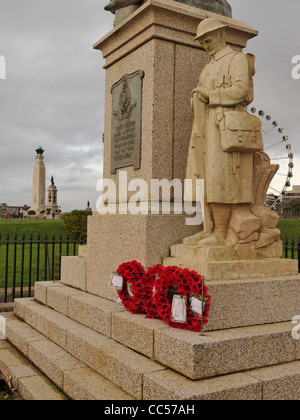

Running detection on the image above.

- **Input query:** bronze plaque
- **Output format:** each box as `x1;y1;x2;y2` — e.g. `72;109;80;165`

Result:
110;70;144;174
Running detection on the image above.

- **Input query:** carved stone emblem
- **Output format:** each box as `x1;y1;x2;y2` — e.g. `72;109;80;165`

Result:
110;71;144;174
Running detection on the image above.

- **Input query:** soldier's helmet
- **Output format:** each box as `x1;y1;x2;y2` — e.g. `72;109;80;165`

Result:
194;18;228;42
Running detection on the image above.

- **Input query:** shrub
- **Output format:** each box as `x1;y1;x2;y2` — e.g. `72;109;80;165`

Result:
61;210;92;241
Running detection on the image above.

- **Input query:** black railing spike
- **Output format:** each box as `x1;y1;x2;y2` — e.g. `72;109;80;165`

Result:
52;231;55;241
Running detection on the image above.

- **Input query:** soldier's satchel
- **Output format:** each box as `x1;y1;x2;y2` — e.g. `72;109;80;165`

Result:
218;111;263;153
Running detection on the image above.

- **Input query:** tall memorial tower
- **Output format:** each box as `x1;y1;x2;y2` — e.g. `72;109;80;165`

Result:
28;146;46;218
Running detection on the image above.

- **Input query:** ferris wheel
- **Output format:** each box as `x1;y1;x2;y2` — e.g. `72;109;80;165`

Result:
248;106;294;211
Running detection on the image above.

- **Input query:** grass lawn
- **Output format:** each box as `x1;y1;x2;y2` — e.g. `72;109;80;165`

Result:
277;219;300;243
0;219;67;240
0;219;81;293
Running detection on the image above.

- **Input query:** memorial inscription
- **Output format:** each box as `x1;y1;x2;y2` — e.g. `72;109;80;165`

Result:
110;70;144;174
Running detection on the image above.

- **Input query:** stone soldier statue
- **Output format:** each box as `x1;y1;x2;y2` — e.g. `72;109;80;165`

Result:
185;18;266;248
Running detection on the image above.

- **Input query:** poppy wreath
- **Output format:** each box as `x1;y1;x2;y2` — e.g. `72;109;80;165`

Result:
116;262;165;318
116;260;146;314
154;266;211;332
116;262;211;332
141;264;165;319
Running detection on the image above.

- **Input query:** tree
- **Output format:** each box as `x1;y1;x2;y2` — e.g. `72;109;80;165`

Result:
283;198;300;219
61;210;92;241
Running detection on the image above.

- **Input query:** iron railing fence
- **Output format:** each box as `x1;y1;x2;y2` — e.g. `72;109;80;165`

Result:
0;231;85;303
0;232;299;304
283;234;300;273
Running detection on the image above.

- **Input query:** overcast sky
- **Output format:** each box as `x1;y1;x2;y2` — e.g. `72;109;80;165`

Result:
0;0;300;212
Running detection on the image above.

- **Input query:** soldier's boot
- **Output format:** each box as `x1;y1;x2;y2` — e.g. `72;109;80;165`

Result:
183;231;208;245
198;204;231;247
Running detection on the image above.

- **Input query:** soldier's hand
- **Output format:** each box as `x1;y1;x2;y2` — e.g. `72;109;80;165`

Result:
198;88;209;99
192;87;209;103
192;87;202;96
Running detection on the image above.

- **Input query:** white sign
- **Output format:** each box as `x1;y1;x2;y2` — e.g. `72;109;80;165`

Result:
190;297;205;317
0;55;6;80
0;315;6;339
171;295;187;324
110;274;124;290
292;55;300;80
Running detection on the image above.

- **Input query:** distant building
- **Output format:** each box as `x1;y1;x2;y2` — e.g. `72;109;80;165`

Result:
0;203;30;219
282;185;300;207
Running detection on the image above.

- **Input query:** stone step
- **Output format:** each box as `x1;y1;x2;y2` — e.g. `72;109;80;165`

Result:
4;313;300;400
154;321;299;380
207;275;300;331
143;361;300;400
0;326;68;400
14;292;300;381
13;298;166;399
34;277;300;335
4;315;133;400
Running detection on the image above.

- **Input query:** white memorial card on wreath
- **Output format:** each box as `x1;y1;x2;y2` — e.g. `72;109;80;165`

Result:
171;295;187;324
190;297;205;316
110;273;124;290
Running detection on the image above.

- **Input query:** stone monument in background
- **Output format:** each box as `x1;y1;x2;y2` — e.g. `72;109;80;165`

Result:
46;176;61;219
28;146;46;218
28;147;61;219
